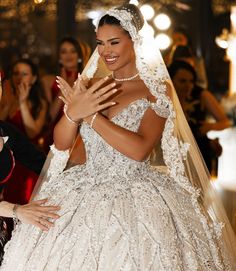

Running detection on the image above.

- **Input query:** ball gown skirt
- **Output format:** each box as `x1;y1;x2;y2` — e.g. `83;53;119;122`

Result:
1;99;233;271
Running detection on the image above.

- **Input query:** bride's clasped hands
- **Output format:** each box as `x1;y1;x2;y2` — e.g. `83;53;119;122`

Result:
56;74;117;124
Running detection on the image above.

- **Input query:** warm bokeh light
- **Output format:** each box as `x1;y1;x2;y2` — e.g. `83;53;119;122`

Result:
227;37;236;61
87;10;104;27
154;33;171;50
140;4;155;21
139;23;155;37
87;11;102;20
230;6;236;27
215;37;228;49
34;0;45;4
208;129;236;191
215;28;229;49
154;13;171;30
129;0;139;6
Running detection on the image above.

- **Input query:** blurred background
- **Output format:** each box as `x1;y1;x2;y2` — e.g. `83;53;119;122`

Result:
0;0;233;95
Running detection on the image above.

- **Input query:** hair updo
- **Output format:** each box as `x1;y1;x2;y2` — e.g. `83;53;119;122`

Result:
98;4;144;32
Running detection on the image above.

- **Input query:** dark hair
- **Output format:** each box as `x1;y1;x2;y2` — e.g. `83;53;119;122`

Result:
168;60;197;83
58;37;84;73
98;14;121;28
98;14;130;38
98;4;144;32
172;45;194;62
11;58;46;120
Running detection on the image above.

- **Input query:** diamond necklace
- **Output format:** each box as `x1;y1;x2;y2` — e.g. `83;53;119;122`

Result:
112;72;139;82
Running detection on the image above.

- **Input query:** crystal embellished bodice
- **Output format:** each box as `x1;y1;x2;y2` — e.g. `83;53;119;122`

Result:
79;98;154;177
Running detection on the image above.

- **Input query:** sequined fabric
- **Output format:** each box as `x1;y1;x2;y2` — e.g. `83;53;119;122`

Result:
0;99;232;271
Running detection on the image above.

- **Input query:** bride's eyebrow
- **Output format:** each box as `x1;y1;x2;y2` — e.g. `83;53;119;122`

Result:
96;38;120;42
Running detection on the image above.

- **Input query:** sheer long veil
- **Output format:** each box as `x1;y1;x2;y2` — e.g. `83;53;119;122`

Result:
31;4;236;268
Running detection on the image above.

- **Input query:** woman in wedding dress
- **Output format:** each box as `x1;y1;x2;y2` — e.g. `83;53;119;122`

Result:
1;4;236;271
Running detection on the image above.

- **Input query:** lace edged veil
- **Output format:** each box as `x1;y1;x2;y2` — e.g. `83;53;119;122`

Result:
31;4;236;268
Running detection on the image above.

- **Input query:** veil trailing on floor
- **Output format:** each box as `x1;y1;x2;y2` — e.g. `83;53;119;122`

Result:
31;4;236;268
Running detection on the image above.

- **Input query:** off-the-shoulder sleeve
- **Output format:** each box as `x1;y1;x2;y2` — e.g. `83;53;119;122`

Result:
148;93;172;118
47;144;70;178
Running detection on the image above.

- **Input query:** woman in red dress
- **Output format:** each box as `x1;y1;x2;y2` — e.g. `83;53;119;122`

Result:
0;59;47;204
41;37;88;153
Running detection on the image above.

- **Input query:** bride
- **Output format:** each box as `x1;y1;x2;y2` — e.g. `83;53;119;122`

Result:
1;4;236;270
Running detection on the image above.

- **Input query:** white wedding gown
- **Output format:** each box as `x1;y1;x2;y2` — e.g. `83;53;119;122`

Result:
0;99;233;270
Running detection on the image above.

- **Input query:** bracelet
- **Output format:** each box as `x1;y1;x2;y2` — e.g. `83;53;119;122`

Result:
90;113;98;128
12;204;20;219
63;105;79;125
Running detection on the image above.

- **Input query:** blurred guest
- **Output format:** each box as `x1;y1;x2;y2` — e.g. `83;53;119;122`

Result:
41;37;89;151
171;45;195;67
172;26;189;46
170;44;208;90
41;37;87;123
0;59;47;204
164;25;208;89
164;26;189;66
168;60;231;174
0;58;47;143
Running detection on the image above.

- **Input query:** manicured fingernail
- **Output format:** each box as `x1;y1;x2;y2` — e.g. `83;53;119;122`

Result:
56;76;60;79
113;89;118;93
112;102;116;105
111;82;116;87
104;76;109;80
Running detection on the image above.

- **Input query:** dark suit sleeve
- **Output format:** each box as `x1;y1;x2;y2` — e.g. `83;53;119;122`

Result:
0;121;46;175
0;145;14;184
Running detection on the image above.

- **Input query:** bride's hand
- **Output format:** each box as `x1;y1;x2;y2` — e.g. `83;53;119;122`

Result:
16;199;60;231
56;76;117;122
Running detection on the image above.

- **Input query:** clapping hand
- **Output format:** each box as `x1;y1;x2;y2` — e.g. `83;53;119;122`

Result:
17;82;30;104
56;75;117;122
